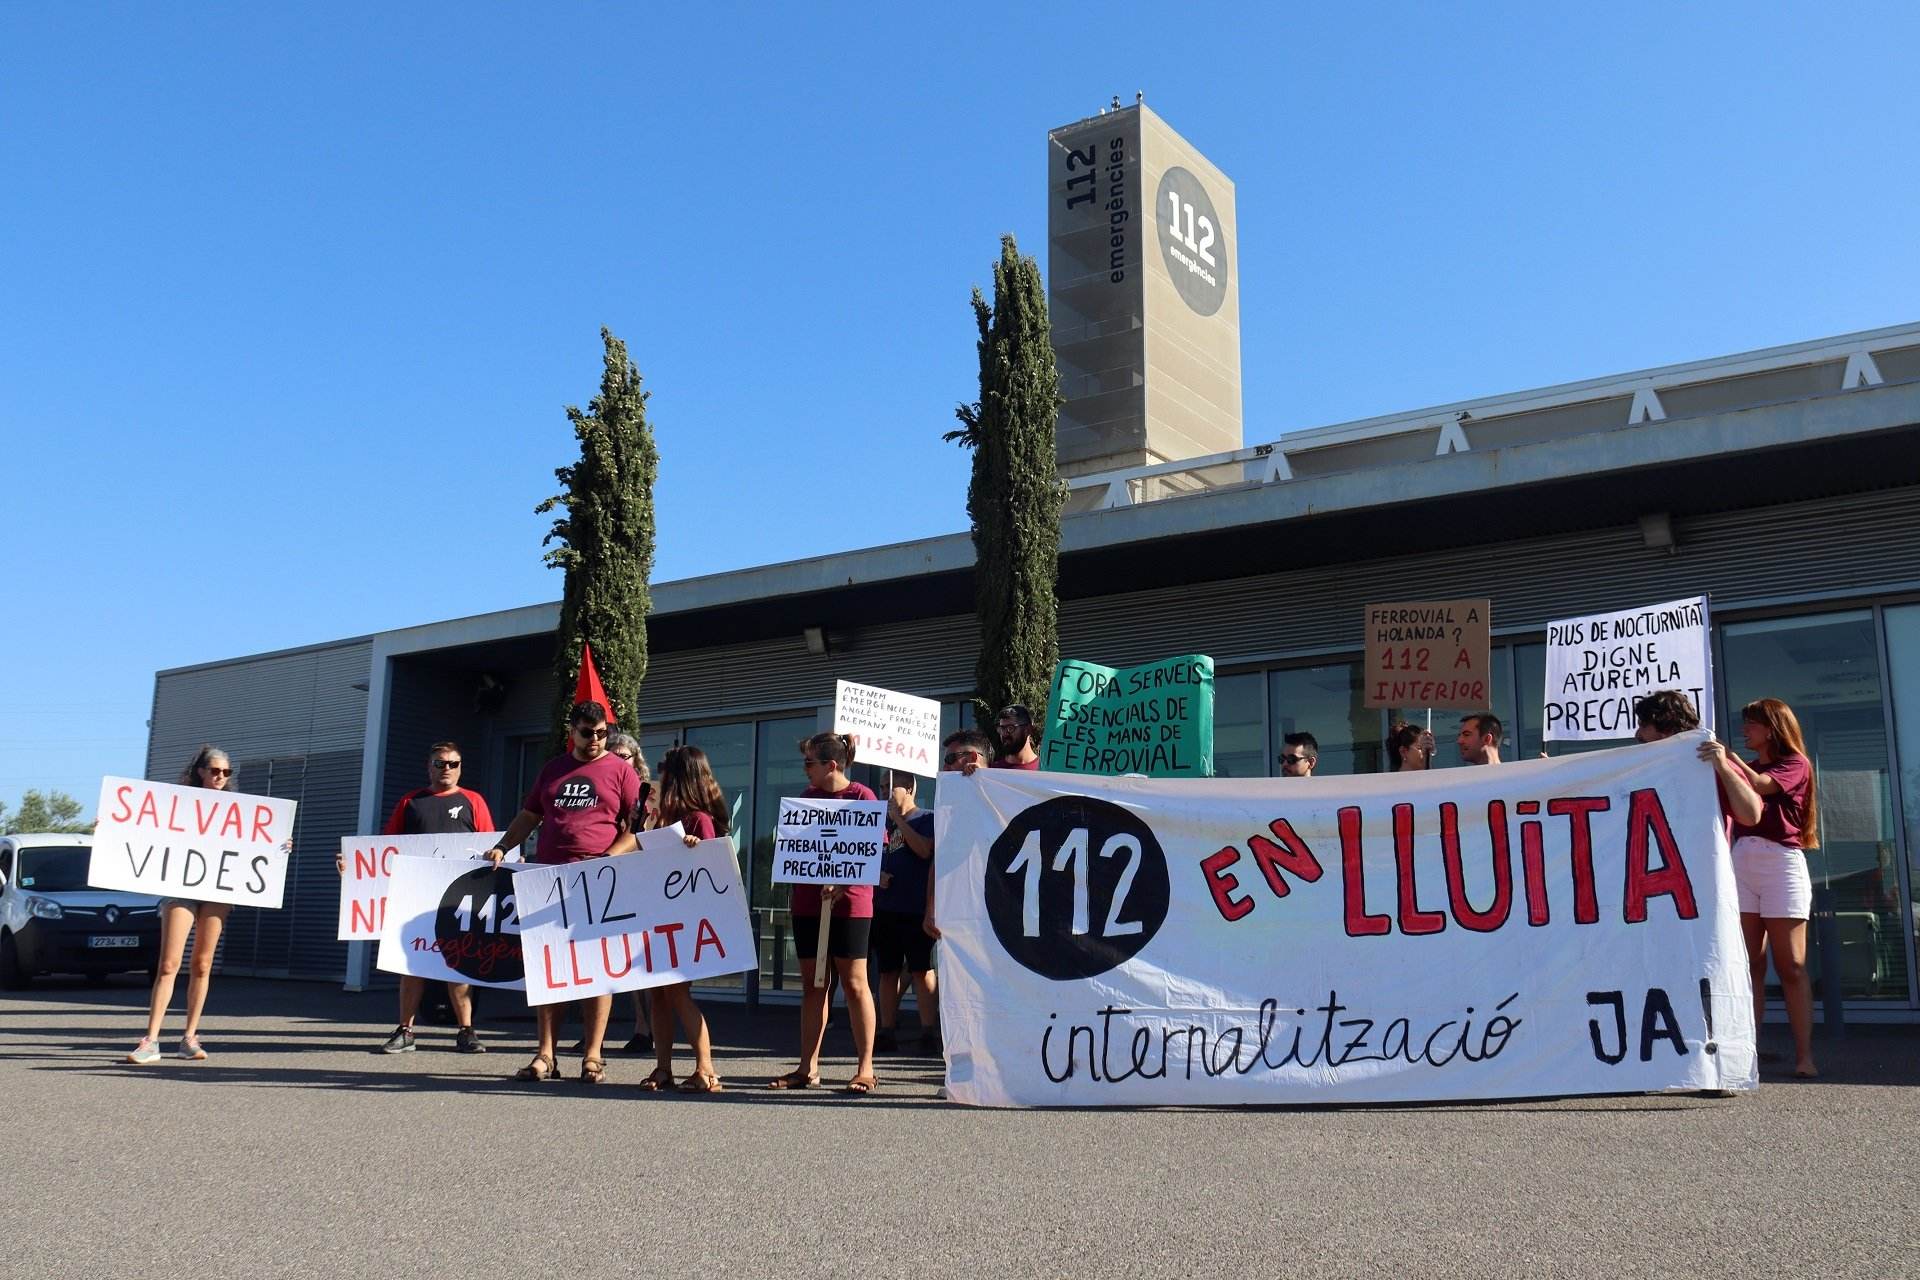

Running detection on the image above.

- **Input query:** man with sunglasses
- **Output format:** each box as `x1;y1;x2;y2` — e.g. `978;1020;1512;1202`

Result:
1278;732;1318;778
921;729;997;944
991;705;1042;770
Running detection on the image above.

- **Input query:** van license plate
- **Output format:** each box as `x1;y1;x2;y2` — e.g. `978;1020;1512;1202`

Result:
88;935;138;949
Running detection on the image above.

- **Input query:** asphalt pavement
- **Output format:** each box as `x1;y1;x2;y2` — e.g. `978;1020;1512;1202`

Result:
6;976;1918;1279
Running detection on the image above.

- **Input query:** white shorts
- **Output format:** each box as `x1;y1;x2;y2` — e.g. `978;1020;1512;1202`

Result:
1731;836;1812;920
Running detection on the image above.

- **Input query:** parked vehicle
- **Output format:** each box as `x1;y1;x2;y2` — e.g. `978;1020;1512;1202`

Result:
0;834;163;987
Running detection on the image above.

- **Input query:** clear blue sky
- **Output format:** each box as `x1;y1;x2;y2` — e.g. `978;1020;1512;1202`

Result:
3;3;1916;815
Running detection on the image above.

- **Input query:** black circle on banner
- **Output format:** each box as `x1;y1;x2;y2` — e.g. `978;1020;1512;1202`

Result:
983;796;1169;980
432;865;524;984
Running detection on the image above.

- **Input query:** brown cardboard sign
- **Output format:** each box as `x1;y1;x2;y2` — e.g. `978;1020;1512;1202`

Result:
1362;599;1492;708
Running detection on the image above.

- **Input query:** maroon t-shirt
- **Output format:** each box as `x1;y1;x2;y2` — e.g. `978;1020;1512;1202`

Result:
789;781;878;920
523;751;640;864
991;756;1041;771
668;810;718;841
1736;753;1813;848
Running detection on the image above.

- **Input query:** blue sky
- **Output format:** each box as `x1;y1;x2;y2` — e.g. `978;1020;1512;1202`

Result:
2;3;1916;814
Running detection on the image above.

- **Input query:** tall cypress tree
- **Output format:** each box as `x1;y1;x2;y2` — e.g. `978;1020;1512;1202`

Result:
538;327;658;748
947;234;1065;729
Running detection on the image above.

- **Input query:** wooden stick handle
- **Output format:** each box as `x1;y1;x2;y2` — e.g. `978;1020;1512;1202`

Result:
813;907;833;986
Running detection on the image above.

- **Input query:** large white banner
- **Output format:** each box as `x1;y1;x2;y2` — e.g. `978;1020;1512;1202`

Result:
935;733;1755;1107
376;855;527;989
337;833;510;941
1544;595;1713;741
512;839;756;1006
770;797;887;886
834;679;942;778
89;775;296;908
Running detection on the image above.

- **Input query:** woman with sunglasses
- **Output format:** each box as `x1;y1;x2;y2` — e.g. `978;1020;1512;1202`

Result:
126;746;243;1063
639;745;729;1092
769;732;880;1094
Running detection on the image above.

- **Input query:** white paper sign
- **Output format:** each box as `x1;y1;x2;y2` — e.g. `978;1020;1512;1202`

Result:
512;839;756;1006
88;775;296;908
834;679;942;778
337;833;511;941
375;855;526;989
935;734;1755;1107
770;797;887;887
1544;595;1714;741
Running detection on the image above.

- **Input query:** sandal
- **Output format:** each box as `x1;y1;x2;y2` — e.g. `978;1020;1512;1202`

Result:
639;1066;675;1092
580;1057;608;1085
767;1069;820;1090
843;1073;878;1095
514;1054;555;1082
678;1069;724;1094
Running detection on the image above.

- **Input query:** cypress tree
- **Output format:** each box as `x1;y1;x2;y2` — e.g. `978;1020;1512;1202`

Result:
538;327;658;748
947;234;1065;729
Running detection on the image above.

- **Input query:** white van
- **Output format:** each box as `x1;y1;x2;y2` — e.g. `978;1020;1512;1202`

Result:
0;834;163;987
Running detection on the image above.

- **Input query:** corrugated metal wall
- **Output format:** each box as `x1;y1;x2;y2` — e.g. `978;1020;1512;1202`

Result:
145;639;371;979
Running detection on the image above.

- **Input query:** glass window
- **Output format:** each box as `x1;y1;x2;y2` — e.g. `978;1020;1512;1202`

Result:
1722;611;1905;1001
1268;661;1380;775
1877;604;1920;1004
1213;671;1267;778
751;714;817;990
636;728;679;776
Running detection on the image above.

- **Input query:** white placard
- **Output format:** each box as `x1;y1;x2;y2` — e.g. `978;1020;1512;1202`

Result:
935;734;1755;1107
770;797;887;887
512;839;756;1006
375;855;527;989
337;833;512;941
1544;595;1714;741
88;775;296;908
833;679;942;778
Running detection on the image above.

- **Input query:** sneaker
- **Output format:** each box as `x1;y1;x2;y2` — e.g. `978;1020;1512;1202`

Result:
874;1028;899;1053
175;1037;208;1061
379;1026;417;1054
125;1038;161;1065
620;1033;654;1055
454;1026;486;1055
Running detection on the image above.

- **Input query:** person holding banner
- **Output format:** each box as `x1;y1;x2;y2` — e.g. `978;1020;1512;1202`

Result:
918;728;994;943
1386;722;1433;772
636;745;728;1093
769;732;879;1094
873;770;937;1053
125;747;243;1064
992;705;1041;770
483;701;639;1085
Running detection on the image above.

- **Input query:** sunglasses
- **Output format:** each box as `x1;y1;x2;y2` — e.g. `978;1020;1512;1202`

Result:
1279;754;1313;767
203;766;233;778
432;759;462;769
573;726;609;739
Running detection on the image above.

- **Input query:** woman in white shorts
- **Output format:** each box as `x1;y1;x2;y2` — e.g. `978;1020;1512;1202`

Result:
1703;698;1820;1078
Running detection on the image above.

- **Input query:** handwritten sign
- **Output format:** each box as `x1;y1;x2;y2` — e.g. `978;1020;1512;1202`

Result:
336;833;511;941
934;734;1755;1106
375;855;526;989
833;679;942;778
513;840;756;1006
770;798;887;886
1544;595;1713;741
1040;654;1215;777
88;775;296;908
1362;599;1491;708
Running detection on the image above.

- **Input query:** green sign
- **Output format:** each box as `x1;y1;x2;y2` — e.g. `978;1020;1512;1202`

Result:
1040;654;1215;777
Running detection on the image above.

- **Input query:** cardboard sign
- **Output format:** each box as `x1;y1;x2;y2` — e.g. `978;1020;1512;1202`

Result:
770;797;887;886
1040;654;1215;777
336;833;511;941
513;839;756;1006
375;855;526;989
1363;600;1492;709
834;679;942;778
934;734;1755;1107
88;775;296;908
1544;596;1713;741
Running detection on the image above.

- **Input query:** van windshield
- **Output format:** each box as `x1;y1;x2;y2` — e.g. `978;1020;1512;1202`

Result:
15;847;91;892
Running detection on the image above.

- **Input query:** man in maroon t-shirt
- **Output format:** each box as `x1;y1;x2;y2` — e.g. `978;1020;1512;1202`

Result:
484;701;639;1084
991;704;1042;770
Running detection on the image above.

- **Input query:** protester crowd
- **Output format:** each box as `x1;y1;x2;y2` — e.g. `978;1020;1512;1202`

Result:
125;689;1820;1086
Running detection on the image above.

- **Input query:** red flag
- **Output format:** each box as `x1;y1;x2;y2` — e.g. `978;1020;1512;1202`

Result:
573;641;616;725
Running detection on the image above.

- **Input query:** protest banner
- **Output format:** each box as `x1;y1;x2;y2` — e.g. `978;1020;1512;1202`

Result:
513;840;755;1006
834;679;942;778
376;855;526;989
1544;595;1713;741
88;775;296;908
336;833;510;941
770;797;887;887
1362;600;1491;709
1040;654;1215;777
934;733;1755;1107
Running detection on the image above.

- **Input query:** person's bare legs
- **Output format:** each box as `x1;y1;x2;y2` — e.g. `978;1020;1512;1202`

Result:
143;903;197;1041
663;983;715;1079
179;905;230;1040
447;982;473;1029
910;967;938;1030
786;956;833;1082
876;967;905;1031
1740;912;1768;1042
651;988;678;1076
579;993;612;1066
837;955;876;1084
397;975;426;1029
1766;917;1817;1076
534;1004;562;1063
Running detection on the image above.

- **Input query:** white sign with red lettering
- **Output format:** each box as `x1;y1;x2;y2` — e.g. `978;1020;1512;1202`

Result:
512;840;756;1006
376;855;527;990
935;734;1756;1107
833;679;941;778
88;775;296;908
336;834;514;941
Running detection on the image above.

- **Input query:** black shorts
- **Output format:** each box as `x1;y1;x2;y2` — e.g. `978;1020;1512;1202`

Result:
792;914;872;961
870;909;935;973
